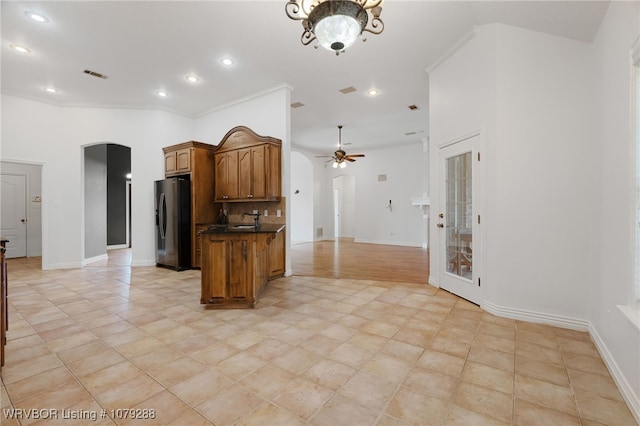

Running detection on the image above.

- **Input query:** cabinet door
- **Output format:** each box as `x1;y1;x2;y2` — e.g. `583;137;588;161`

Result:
195;225;208;269
215;151;239;201
238;148;253;199
268;231;285;278
251;145;267;199
176;148;191;173
267;145;281;200
201;237;227;303
164;152;177;176
228;239;249;300
238;145;266;200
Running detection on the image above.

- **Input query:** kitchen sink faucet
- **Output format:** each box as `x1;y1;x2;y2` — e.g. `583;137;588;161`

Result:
242;212;261;228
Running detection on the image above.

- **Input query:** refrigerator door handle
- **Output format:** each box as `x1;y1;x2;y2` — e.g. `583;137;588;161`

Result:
159;192;166;240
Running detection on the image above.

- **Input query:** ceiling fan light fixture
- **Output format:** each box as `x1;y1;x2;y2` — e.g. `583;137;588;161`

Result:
285;0;384;56
339;161;347;169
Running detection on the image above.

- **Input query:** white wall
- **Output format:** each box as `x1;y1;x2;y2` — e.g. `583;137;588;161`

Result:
592;0;640;417
430;24;596;318
430;11;640;420
309;142;425;247
1;88;290;270
290;150;314;243
1;95;195;268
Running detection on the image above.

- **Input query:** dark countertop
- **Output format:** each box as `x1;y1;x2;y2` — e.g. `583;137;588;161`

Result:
200;223;285;234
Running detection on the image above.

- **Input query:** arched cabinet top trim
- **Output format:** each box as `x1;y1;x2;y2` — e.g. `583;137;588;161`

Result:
215;126;281;153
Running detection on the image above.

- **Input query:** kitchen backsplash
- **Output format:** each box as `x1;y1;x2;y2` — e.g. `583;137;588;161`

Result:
224;197;286;225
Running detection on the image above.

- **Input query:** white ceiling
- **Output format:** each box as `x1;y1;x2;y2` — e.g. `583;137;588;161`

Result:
1;1;609;156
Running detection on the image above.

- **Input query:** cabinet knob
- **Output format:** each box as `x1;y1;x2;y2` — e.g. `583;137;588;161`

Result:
437;223;444;228
247;194;253;198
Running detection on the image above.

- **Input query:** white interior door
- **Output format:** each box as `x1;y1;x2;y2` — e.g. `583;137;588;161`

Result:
437;135;481;304
1;174;28;258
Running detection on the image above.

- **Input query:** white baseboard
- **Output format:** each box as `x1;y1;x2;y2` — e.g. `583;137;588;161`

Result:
482;300;590;331
428;275;439;287
354;238;422;248
589;324;640;425
481;300;639;423
107;244;128;250
83;254;108;266
43;261;83;270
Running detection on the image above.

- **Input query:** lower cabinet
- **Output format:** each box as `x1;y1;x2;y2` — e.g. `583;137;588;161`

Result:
268;231;285;279
200;231;282;309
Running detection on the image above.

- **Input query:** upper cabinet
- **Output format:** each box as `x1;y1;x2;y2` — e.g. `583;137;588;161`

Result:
164;147;192;176
214;126;281;202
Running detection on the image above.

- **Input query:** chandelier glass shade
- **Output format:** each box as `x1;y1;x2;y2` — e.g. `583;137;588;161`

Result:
285;0;384;55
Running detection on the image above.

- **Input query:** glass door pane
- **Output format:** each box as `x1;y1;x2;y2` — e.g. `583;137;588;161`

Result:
446;152;472;279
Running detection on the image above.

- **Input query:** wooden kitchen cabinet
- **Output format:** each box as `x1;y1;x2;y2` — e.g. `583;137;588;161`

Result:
163;141;218;268
164;147;191;176
0;238;7;373
200;226;283;309
201;233;254;307
268;230;285;278
213;126;281;202
195;224;209;269
214;150;239;201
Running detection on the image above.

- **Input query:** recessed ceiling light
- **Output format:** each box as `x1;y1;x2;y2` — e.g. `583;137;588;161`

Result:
10;44;31;54
220;57;235;67
185;75;200;83
156;90;168;98
25;11;49;23
367;88;379;96
44;87;58;93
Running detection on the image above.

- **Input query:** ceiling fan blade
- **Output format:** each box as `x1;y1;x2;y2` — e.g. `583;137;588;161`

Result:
315;155;333;158
346;154;365;158
345;157;356;162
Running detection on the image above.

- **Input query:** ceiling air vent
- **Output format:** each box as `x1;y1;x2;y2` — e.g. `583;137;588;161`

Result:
290;102;305;108
408;104;419;110
83;69;108;79
405;131;417;136
339;86;357;94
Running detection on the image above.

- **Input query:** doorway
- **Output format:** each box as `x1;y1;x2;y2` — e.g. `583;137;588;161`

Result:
332;175;355;239
83;143;131;264
436;133;481;304
0;174;27;258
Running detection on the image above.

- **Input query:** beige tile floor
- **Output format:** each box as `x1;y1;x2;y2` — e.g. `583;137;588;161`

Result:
0;256;637;425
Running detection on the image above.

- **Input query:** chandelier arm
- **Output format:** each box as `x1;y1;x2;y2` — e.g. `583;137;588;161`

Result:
301;30;317;46
363;18;384;35
361;0;384;11
285;0;312;20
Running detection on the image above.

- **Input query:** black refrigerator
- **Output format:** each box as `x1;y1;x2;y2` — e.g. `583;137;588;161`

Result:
154;178;191;270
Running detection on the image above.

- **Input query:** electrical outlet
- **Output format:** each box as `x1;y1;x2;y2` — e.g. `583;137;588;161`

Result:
276;209;281;217
263;210;268;217
253;210;258;215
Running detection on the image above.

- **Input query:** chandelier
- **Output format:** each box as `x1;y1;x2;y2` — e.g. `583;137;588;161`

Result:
285;0;384;55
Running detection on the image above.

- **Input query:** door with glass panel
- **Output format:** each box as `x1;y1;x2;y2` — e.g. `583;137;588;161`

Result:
437;135;481;304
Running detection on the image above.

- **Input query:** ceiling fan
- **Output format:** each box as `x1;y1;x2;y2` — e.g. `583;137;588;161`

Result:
317;125;365;168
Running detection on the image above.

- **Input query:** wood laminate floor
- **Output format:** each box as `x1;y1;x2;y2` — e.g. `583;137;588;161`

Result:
290;239;430;284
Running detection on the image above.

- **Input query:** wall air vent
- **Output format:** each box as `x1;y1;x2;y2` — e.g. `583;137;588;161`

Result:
290;102;305;108
405;131;417;136
83;69;108;79
408;104;418;110
339;86;357;94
